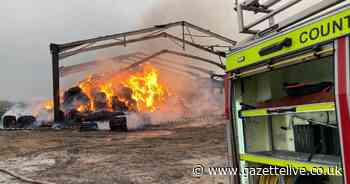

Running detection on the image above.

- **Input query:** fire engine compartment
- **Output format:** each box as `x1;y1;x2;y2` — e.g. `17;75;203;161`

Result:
230;43;344;183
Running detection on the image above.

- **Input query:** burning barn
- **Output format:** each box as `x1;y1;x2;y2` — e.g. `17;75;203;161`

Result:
1;21;234;131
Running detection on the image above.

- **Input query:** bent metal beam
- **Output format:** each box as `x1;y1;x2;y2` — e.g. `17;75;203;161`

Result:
118;49;225;73
50;21;235;122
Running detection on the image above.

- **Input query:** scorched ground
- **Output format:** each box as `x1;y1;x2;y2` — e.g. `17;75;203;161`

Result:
0;115;229;184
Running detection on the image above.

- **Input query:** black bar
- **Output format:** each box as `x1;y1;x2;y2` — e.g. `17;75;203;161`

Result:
259;38;292;56
267;107;296;114
50;43;61;122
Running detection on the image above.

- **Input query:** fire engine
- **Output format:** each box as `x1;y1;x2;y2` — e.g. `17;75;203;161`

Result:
225;0;350;183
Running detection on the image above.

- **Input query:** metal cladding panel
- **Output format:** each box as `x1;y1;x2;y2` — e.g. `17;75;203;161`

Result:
226;5;350;72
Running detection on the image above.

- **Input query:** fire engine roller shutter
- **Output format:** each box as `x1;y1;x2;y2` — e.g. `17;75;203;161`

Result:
226;77;240;184
335;36;350;184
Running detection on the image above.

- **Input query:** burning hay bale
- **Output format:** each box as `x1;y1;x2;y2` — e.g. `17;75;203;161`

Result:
0;63;224;132
111;96;129;112
55;64;170;128
113;86;137;112
93;92;108;110
58;64;168;115
62;86;90;112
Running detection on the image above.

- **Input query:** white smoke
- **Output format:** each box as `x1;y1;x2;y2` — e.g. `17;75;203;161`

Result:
2;0;228;129
126;113;151;130
1;100;53;128
144;68;224;124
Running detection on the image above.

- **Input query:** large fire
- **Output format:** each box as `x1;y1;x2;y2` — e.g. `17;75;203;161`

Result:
43;64;170;114
122;67;167;112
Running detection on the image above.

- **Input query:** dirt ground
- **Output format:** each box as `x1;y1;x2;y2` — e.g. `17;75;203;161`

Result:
0;115;230;184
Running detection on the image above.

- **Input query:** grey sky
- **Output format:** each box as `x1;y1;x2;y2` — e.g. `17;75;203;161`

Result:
0;0;333;101
0;0;237;101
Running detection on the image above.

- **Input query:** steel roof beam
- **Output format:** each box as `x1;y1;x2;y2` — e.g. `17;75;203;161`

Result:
58;21;183;51
59;32;227;60
54;21;236;53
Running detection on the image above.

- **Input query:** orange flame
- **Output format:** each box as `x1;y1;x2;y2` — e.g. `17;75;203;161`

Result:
100;83;114;109
122;65;166;112
43;100;54;110
77;105;86;112
77;64;169;112
78;75;95;110
37;64;170;113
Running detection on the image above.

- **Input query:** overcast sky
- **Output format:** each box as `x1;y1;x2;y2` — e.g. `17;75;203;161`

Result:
0;0;238;101
0;0;333;101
